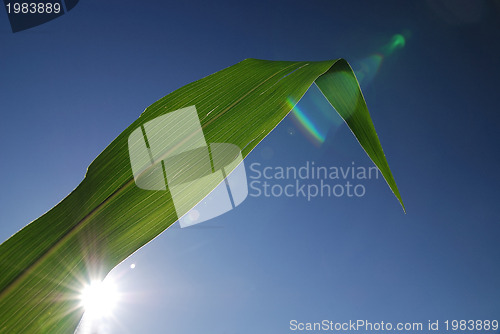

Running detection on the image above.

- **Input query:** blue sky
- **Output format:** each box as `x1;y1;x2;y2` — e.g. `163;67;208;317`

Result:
1;1;500;333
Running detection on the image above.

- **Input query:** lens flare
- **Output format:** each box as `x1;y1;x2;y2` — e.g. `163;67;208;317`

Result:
354;54;383;86
286;84;344;147
287;97;325;146
287;33;407;147
355;33;407;87
385;34;406;55
80;279;119;319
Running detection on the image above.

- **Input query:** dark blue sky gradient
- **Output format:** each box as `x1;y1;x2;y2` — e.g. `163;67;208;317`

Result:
1;1;500;333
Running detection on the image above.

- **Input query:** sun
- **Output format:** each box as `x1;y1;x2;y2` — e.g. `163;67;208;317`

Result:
79;279;119;319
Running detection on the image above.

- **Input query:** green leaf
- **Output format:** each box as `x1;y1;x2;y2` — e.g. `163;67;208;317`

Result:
0;58;404;333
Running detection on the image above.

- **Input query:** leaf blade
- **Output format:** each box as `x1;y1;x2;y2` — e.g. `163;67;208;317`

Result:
0;58;403;333
315;59;405;211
